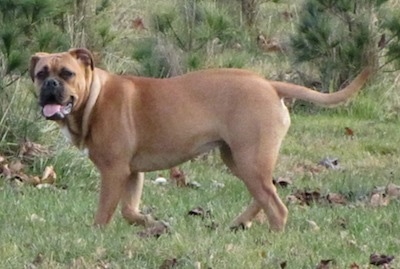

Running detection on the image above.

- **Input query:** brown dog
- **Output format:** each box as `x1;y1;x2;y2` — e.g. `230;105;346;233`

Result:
30;48;371;232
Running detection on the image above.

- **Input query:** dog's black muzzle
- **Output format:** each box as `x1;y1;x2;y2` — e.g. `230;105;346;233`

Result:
39;78;73;121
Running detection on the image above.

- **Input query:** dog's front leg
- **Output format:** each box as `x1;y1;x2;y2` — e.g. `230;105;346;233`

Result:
121;172;158;227
94;164;130;226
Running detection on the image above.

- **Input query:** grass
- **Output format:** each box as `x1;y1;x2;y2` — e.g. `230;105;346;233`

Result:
1;0;400;268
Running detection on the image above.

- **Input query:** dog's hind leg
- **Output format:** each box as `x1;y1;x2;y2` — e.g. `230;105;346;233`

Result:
223;132;288;232
120;172;158;227
221;145;262;229
236;145;288;232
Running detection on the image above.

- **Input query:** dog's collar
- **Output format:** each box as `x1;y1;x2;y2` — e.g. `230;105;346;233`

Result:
78;70;101;150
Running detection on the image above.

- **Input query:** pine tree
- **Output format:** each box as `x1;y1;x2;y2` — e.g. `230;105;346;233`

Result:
291;0;400;90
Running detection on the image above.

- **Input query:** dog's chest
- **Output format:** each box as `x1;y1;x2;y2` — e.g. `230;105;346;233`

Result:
61;126;73;142
60;125;88;154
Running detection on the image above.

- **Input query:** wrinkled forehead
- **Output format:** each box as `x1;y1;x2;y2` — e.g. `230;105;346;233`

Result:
35;52;80;73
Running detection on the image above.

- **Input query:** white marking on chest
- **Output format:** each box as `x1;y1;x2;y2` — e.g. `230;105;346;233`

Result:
61;126;73;143
82;148;89;156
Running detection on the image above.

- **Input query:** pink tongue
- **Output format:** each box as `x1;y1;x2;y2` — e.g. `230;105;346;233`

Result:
43;104;62;117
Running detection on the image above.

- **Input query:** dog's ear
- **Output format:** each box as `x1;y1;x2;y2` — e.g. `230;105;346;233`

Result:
68;48;94;70
29;52;49;81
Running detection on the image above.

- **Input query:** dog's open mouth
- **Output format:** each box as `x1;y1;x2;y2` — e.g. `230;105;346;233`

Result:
42;100;73;120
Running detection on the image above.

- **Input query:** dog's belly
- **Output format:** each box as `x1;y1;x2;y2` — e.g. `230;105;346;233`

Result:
130;140;223;172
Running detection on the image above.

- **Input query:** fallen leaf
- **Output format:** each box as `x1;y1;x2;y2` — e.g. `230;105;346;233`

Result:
370;193;390;207
293;189;321;206
169;167;187;187
187;181;201;189
32;253;44;266
137;221;170;239
370;253;394;266
344;127;355;137
131;17;146;31
36;183;55;190
24;176;41;186
154;177;168;185
386;183;400;199
1;163;12;179
316;259;334;269
273;176;293;187
9;160;24;173
378;33;386;49
41;166;56;184
326;193;348;205
30;214;46;223
188;207;211;218
319;157;340;169
286;194;302;204
159;258;178;269
349;262;360;269
19;139;50;159
307;220;320;231
194;261;201;269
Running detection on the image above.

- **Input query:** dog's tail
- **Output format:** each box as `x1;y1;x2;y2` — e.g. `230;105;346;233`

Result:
271;67;372;107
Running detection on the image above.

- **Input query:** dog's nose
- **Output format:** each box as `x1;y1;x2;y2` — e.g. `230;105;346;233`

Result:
43;78;60;88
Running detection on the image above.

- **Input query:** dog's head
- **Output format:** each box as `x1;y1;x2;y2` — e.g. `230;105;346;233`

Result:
30;48;94;121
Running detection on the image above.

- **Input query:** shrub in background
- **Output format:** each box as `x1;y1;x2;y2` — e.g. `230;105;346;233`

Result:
290;0;400;91
131;1;250;77
0;0;115;154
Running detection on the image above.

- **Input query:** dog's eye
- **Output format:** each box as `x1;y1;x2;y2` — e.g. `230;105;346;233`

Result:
60;69;74;80
36;71;47;80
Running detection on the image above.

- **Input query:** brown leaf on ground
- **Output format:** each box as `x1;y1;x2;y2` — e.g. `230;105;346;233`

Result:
386;183;400;199
131;17;146;31
32;252;44;266
188;206;212;219
349;262;360;269
0;163;12;179
19;139;50;159
24;176;41;186
370;253;394;266
41;165;56;184
169;167;187;187
293;163;325;175
344;127;355;138
370;193;390;207
9;160;24;173
316;259;334;269
286;194;302;204
273;176;293;187
159;258;178;269
293;189;322;206
137;221;170;239
326;193;348;205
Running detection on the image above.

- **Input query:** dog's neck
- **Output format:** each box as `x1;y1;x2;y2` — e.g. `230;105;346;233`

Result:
61;69;102;150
